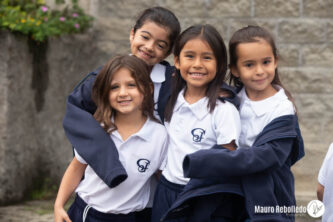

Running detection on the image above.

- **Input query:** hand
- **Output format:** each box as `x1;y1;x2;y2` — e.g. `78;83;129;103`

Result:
221;140;237;151
54;206;72;222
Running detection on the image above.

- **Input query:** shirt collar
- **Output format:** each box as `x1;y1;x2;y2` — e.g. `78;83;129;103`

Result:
150;63;166;83
174;89;209;120
111;118;152;142
239;86;288;117
134;118;153;141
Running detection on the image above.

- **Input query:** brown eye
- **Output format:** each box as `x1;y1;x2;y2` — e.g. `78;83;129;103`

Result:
110;85;119;90
245;63;253;68
263;60;271;65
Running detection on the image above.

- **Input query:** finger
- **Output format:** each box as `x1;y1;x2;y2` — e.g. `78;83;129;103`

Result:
63;213;72;222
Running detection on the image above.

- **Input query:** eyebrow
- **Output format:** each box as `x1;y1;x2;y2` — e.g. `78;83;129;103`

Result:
141;30;169;46
241;56;272;63
183;50;214;55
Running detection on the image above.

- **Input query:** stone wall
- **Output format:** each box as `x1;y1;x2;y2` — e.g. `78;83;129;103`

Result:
0;32;39;204
0;0;332;205
0;30;104;204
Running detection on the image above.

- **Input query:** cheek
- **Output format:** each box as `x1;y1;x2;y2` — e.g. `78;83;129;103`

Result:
130;41;136;53
109;93;116;105
139;93;145;105
179;70;187;80
213;66;217;75
130;38;139;51
134;89;145;103
210;63;217;77
158;48;169;58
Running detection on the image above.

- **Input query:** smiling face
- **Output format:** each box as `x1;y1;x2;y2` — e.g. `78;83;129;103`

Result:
174;38;217;95
109;67;144;116
231;38;278;100
130;21;171;67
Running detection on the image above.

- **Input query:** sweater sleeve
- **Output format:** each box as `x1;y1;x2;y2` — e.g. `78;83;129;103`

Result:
183;138;294;178
62;71;127;188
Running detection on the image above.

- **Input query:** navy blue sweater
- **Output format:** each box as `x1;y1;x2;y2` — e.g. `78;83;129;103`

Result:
181;115;304;222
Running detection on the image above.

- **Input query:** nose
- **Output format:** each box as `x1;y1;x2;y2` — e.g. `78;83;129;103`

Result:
256;64;264;75
145;40;154;52
193;57;203;69
119;86;128;97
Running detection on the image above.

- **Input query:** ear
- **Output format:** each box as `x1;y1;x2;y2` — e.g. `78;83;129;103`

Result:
230;65;240;78
129;28;135;43
174;56;180;70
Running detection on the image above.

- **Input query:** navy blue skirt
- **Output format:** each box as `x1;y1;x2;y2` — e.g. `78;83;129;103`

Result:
151;176;186;222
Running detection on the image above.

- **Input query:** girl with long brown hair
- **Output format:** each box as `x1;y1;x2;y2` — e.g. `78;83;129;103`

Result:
55;55;168;222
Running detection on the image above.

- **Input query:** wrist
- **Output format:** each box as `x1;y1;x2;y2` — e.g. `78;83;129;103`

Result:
54;200;65;210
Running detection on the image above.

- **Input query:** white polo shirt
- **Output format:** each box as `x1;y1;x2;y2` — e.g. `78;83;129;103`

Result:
162;89;241;185
74;118;168;214
238;87;295;148
318;143;333;222
150;63;166;121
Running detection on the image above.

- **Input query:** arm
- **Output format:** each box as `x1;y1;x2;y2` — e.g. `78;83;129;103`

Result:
54;157;87;222
63;71;127;187
317;143;333;201
184;138;294;178
221;140;237;151
317;183;324;201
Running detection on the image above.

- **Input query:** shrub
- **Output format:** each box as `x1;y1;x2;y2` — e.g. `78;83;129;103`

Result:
0;0;93;42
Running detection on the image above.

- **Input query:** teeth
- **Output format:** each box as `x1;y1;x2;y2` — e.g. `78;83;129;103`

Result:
190;73;205;76
140;50;152;58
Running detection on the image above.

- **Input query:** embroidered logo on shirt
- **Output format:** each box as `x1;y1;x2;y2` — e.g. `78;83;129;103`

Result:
137;159;150;172
191;128;205;142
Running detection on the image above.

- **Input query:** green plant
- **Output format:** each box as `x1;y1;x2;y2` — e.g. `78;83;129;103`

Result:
0;0;93;42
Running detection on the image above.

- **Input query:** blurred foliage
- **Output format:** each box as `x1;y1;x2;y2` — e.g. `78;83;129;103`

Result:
0;0;93;42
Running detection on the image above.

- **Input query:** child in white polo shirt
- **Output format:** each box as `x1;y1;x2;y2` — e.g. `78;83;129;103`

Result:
317;143;333;222
181;26;304;222
54;55;168;222
151;24;246;222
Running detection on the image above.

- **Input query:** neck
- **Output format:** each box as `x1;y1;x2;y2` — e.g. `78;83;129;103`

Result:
245;85;277;101
114;111;147;141
184;86;206;104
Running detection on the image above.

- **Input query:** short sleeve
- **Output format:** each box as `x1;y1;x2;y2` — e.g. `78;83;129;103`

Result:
318;143;333;186
74;148;87;164
213;101;241;146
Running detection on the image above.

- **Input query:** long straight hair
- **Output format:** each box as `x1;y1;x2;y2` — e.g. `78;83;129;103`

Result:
164;24;228;122
92;55;157;133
